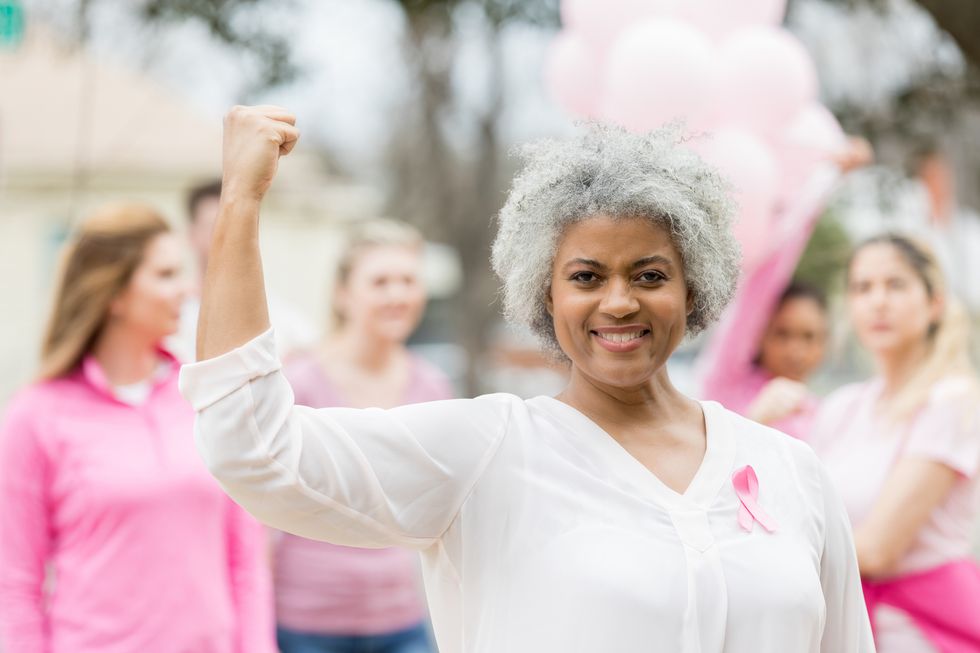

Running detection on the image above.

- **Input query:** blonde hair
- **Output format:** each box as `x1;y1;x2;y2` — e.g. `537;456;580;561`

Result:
39;203;171;380
848;233;979;421
331;218;424;328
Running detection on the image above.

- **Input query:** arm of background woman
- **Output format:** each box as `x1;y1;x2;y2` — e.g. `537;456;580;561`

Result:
196;104;299;362
225;500;277;653
698;137;872;406
698;167;838;406
856;380;980;579
817;462;876;652
0;395;52;653
855;459;959;579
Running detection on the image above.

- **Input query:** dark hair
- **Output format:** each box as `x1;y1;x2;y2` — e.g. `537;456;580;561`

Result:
185;179;222;224
778;281;828;313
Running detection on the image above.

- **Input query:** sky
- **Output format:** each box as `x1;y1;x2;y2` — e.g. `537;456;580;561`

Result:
21;0;961;183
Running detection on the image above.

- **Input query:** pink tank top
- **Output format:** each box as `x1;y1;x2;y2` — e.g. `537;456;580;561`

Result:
274;351;453;635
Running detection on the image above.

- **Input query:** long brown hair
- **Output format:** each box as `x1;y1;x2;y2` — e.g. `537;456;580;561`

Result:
39;203;171;380
847;233;979;421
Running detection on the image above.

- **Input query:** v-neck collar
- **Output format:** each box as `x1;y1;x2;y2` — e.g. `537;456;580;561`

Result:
529;396;737;512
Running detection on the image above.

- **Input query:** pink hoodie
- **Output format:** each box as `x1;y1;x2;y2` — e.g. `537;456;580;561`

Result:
0;351;275;653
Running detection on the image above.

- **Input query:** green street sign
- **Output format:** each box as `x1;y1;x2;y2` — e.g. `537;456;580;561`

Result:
0;0;24;49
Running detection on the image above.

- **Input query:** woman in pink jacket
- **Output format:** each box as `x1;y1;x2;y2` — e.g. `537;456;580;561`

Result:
811;234;980;651
0;204;275;652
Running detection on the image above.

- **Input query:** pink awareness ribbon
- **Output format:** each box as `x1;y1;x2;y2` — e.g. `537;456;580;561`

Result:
732;465;778;533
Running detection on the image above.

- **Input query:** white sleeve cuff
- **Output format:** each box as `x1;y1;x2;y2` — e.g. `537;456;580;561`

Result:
178;328;282;412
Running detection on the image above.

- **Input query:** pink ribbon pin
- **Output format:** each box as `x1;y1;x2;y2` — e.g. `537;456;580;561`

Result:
732;465;778;533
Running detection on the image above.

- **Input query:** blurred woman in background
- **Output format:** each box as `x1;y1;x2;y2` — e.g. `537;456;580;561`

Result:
699;136;872;440
273;219;449;653
0;204;274;652
703;280;829;439
811;234;980;651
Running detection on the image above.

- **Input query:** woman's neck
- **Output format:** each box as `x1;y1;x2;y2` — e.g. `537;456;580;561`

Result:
91;324;160;386
558;367;693;429
877;339;930;398
328;327;402;373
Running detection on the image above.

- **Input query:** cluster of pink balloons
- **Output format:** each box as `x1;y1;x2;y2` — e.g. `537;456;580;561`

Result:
545;0;846;270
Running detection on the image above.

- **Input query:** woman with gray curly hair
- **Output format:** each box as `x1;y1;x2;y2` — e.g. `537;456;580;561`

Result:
179;106;873;653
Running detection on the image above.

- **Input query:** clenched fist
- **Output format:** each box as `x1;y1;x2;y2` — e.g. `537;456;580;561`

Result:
221;105;300;203
747;377;809;426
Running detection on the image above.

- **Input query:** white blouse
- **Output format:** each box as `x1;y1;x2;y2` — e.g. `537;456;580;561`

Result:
179;330;874;653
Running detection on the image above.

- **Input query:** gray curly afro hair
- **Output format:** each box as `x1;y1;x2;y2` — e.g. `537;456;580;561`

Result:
491;122;741;356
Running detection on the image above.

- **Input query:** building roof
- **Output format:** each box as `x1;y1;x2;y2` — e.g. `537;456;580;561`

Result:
0;26;221;176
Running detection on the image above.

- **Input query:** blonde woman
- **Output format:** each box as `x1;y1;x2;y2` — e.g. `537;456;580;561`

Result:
0;205;275;652
273;219;448;653
811;233;980;651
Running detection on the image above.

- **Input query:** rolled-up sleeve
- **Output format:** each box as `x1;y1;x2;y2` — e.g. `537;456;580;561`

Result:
180;329;512;550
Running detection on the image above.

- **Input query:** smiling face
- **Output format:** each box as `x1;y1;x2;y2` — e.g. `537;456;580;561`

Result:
847;242;942;358
547;215;691;391
334;244;427;345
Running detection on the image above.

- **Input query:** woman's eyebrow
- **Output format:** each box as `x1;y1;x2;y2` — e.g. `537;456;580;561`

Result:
561;255;675;272
561;258;604;271
632;255;674;270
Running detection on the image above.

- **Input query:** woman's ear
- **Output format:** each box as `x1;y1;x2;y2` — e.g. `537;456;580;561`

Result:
107;288;128;320
930;292;946;327
546;285;554;317
333;281;348;322
686;290;695;317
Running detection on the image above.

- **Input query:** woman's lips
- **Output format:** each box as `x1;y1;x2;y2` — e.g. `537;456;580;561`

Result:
590;327;651;353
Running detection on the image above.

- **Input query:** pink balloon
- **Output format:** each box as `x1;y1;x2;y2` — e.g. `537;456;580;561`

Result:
780;103;846;155
673;0;787;41
545;32;602;118
695;129;779;270
565;0;673;54
601;19;717;133
714;27;818;136
559;0;587;29
773;103;846;198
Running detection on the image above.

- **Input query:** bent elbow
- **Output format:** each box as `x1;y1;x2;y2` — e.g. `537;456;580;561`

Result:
858;543;901;579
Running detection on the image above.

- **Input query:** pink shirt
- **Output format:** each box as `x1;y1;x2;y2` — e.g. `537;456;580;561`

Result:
274;352;453;635
811;377;980;650
698;168;838;440
0;353;275;653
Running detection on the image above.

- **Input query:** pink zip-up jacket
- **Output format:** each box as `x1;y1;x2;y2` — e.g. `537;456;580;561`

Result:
0;351;275;653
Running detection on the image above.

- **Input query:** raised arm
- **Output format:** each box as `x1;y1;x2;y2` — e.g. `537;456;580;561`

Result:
197;105;299;361
181;106;511;550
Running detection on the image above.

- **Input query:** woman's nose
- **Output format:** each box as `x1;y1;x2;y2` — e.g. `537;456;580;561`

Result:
599;278;639;318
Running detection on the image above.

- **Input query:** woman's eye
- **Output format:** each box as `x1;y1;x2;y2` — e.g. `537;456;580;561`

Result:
571;271;598;283
638;271;665;283
887;278;907;291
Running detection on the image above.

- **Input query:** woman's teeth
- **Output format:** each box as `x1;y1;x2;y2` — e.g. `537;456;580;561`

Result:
595;331;646;343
